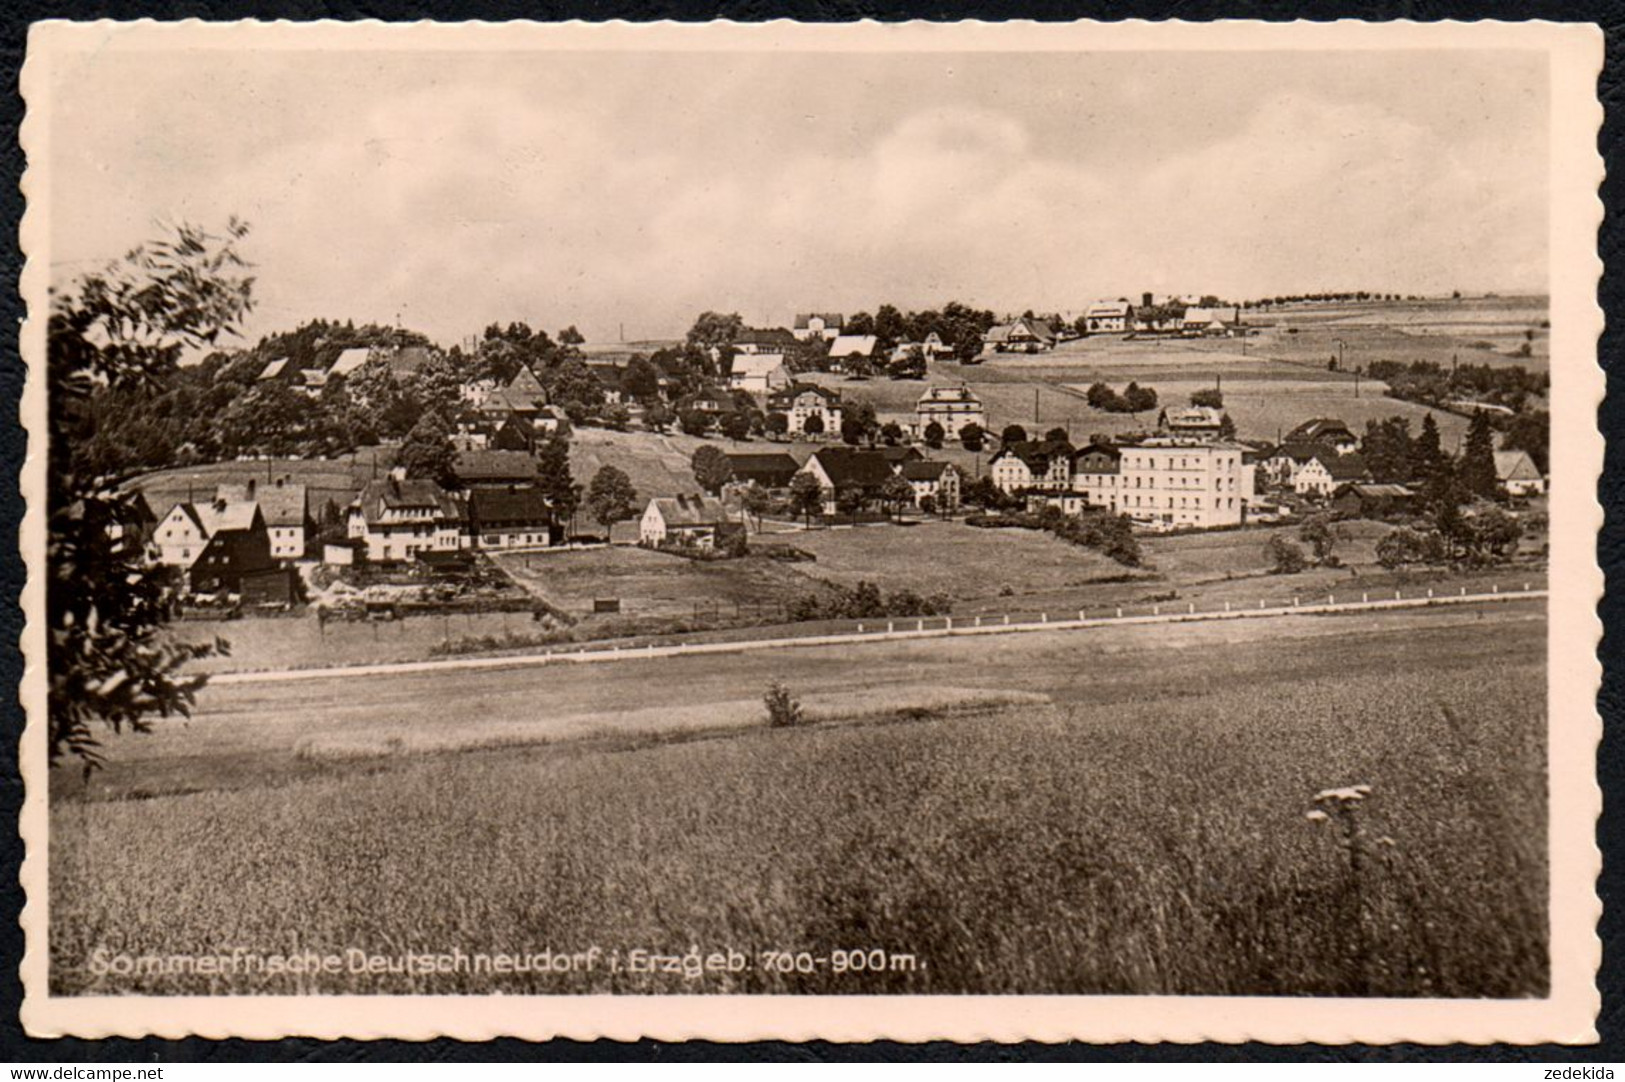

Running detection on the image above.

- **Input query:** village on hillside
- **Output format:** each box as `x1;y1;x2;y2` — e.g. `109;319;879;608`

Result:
78;291;1549;652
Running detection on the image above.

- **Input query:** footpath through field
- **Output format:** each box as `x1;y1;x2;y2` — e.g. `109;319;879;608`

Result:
211;583;1547;687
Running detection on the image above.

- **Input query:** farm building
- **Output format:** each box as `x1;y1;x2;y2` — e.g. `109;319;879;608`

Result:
452;450;541;490
1084;300;1133;334
729;353;792;394
983;317;1057;354
216;478;311;561
898;460;961;511
734;327;800;354
798;447;897;513
186;503;275;594
1332;483;1418;519
1494;450;1546;497
1283;418;1359;455
827;335;879;361
1284;449;1371;497
1181;307;1242;336
640;494;731;548
505;365;548;408
724;452;802;493
468;487;556;550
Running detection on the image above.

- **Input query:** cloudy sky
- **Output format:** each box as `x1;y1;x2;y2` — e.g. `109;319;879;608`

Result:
44;44;1549;345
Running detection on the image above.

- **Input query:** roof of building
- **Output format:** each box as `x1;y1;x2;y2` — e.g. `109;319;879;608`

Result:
1183;306;1241;325
807;448;896;487
725;452;802;486
453;450;540;484
648;494;728;527
355;478;458;521
772;382;842;405
215;480;309;528
992;438;1075;473
731;353;789;378
827;335;879;358
257;357;289;381
984;318;1057;345
385;346;432;377
328;347;373;378
899;460;955;482
1494;450;1543;481
736;327;800;349
1316;452;1371;481
1339;482;1416;499
469;486;553;524
506;365;547;404
876;445;925;464
1071;443;1123;472
1086;300;1132;317
183;499;263;536
918;384;982;408
1161;405;1225;429
793;312;844;330
1285;418;1356;444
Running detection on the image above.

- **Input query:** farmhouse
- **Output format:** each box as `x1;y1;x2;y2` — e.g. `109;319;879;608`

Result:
640;494;730;548
1117;438;1250;528
1084;300;1133;334
769;383;844;438
505;365;548;408
792;313;844;341
1283;418;1359;455
990;439;1074;494
734;327;800;354
1181;307;1242;336
1494;450;1546;497
467;487;556;550
181;501;275;594
916;384;986;439
348;478;464;563
798;448;896;513
724;452;802;493
922;331;954;357
983;317;1057;354
215;478;311;560
728;352;792;394
898;460;961;511
827;335;879;362
1287;450;1370;497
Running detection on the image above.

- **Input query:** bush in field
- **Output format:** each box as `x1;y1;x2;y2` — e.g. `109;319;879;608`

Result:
1265;535;1308;574
1376;527;1447;570
763;680;804;728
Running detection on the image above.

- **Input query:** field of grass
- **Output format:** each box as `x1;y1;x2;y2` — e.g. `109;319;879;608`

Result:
49;606;1546;997
129;447;392;519
495;546;833;621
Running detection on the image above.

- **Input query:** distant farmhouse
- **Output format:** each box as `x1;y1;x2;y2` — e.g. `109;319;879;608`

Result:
983;317;1057;355
769;383;844;438
792;313;845;342
640;494;731;548
1084;300;1133;334
729;353;792;395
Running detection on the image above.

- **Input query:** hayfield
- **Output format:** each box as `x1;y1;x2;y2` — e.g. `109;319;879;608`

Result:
50;607;1546;997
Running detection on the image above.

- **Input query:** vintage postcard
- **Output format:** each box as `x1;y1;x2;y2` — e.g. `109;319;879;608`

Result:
17;19;1603;1043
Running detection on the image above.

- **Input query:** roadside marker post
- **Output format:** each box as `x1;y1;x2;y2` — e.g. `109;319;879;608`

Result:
1493;584;1499;594
1116;607;1122;618
1224;601;1231;612
1188;602;1195;614
1427;588;1434;598
1003;614;1009;625
1461;586;1467;596
1041;613;1048;623
1293;597;1299;607
1153;605;1160;616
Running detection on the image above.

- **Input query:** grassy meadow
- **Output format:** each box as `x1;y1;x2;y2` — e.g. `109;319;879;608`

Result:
50;606;1546;997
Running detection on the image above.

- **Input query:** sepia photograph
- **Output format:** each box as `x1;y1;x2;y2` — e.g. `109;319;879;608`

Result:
18;19;1602;1043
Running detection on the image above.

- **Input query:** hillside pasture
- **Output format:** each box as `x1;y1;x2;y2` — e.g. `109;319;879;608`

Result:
129;447;391;518
50;607;1546;997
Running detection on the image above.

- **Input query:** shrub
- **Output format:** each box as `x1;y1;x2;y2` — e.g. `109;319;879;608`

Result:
763;680;804;728
1265;536;1308;574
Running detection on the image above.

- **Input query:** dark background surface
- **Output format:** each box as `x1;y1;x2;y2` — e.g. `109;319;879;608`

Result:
0;0;1619;1063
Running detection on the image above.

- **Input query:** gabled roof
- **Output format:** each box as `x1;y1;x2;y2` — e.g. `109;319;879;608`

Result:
192;499;263;536
649;494;728;527
772;382;842;405
1183;307;1240;325
725;452;801;487
1071;443;1122;473
876;445;925;464
355;478;458;521
216;481;309;528
828;335;878;358
1494;450;1543;481
329;347;373;378
1161;405;1224;429
899;460;955;482
1339;482;1415;499
1086;300;1132;318
469;486;553;524
807;448;895;488
793;312;844;330
731;353;788;378
1285;418;1356;444
1316;452;1370;481
506;365;547;404
735;327;799;349
257;357;289;381
453;450;540;484
994;438;1075;473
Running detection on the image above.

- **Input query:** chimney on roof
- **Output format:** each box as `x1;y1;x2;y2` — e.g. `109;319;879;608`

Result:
1142;292;1153;308
213;497;228;514
246;478;257;498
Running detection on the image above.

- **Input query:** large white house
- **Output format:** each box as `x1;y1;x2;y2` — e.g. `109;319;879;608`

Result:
791;313;844;342
640;494;730;548
989;439;1074;493
1084;300;1133;334
1494;450;1546;496
770;383;844;438
347;477;464;563
915;384;986;439
1116;438;1251;528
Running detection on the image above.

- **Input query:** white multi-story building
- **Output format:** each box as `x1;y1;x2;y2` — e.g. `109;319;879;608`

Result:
1069;443;1123;512
1115;438;1250;529
347;476;464;562
915;384;986;439
770;383;844;438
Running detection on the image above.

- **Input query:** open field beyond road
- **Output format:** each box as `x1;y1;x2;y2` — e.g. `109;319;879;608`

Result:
50;603;1546;997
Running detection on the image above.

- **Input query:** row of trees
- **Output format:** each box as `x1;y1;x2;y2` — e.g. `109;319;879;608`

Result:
1365;358;1549;415
1085;381;1160;415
